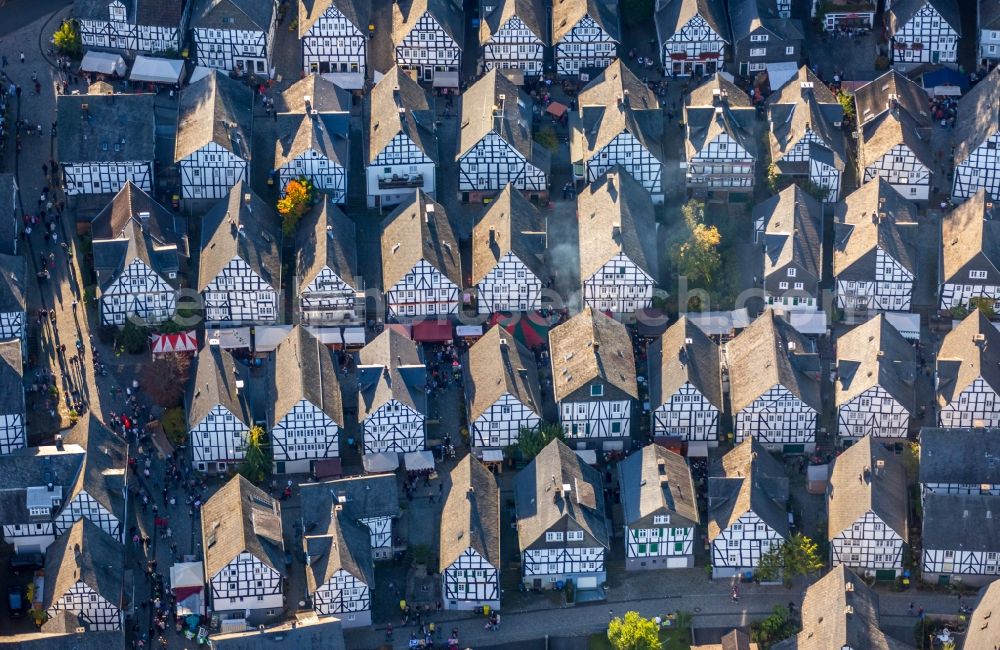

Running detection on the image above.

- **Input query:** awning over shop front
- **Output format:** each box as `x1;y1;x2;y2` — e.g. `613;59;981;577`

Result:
363;452;399;473
404;450;435;471
412;320;453;342
81;50;126;76
313;458;342;480
130;56;184;84
344;327;366;346
687;441;710;458
687;308;750;336
574;449;598;465
885;311;920;340
322;72;365;90
481;449;503;463
432;70;460;88
456;325;483;338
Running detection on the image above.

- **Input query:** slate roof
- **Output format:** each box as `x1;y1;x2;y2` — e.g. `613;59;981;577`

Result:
56;94;155;164
299;475;400;532
767;78;845;174
273;112;348;172
552;0;621;43
279;74;352;115
935;310;1000;407
0;253;26;314
954;68;1000;168
268;326;343;430
835;315;916;412
549;306;639;402
74;0;131;21
2;629;121;648
295;199;360;292
767;66;838;107
356;328;427;419
190;0;275;32
0;173;17;255
922;492;1000;554
514;438;610;550
209;613;346;650
983;0;1000;31
186;344;252;428
619;444;700;528
92;219;181;292
708;437;788;540
174;71;253;162
833;179;920;280
135;0;185;26
887;0;961;35
0;339;23;415
726;309;821;413
90;181;188;256
42;519;121;614
918;428;1000;486
62;415;127;523
368;66;438;164
392;0;464;46
728;0;804;41
201;475;285;578
304;512;373;595
965;580;1000;650
654;0;729;44
854;70;931;130
380;190;462;289
684;73;757;161
440;456;501;571
941;190;1000;283
753;184;823;282
299;0;370;37
647;315;723;411
0;445;85;525
577;169;658;281
470;184;549;286
197;181;281;292
481;0;547;45
463;325;543;422
858;107;934;174
827;435;908;541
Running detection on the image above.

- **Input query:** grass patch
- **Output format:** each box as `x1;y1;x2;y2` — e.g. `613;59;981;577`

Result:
587;627;691;650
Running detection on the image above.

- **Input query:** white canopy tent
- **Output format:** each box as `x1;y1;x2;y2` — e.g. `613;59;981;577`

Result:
687;308;750;337
363;452;399;473
169;561;204;616
788;311;828;335
766;62;799;91
208;327;251;350
130;56;184;84
252;325;293;352
188;66;213;85
885;311;920;340
323;72;365;90
404;450;435;471
80;51;126;76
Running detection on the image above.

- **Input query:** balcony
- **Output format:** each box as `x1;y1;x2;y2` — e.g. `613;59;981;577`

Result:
378;173;424;189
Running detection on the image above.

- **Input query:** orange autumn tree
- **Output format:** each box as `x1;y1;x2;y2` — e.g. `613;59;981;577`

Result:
277;178;313;235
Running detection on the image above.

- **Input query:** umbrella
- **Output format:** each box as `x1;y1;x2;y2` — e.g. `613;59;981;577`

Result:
546;101;568;118
489;312;555;348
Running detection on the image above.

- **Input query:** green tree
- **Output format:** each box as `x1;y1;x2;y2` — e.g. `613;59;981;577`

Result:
837;91;856;122
238;426;270;483
160;407;188;446
53;20;83;58
750;605;799;646
119;320;148;354
671;199;722;285
507;423;564;461
534;126;559;152
756;533;824;585
971;296;997;319
607;611;661;650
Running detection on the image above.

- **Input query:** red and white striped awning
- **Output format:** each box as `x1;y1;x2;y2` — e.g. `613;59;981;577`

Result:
150;331;198;356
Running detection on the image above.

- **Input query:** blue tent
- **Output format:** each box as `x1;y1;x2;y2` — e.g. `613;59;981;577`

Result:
921;67;969;92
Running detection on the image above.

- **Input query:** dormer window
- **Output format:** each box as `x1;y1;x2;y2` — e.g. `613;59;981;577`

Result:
653;515;669;525
591;384;604;397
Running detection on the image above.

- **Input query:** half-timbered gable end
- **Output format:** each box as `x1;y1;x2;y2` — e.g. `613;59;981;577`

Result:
174;72;253;201
201;476;285;622
654;0;729;77
725;310;821;452
480;0;547;76
471;184;549;314
381;191;462;320
952;68;1000;202
366;67;439;208
440;456;501;610
707;437;789;578
833;178;921;315
186;345;253;473
618;444;700;570
0;341;25;456
392;0;464;86
295;200;361;325
577;170;658;314
0;253;26;342
56;93;155;197
274;111;348;202
571;61;666;201
940;190;1000;311
43;519;123;631
458;69;550;202
728;0;804;76
303;509;373;626
919;428;1000;496
514;439;610;589
980;0;1000;65
552;0;621;76
752;184;823;311
683;73;757;194
55;416;127;541
936;311;1000;428
299;475;401;560
463;325;543;451
268;327;344;474
197;182;281;325
827;435;909;578
887;0;961;68
921;493;1000;586
190;0;277;76
298;0;370;85
357;329;427;454
76;0;186;54
550;307;638;450
648;316;722;444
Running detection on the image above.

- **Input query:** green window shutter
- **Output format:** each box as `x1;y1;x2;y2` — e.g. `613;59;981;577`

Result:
675;542;683;552
649;543;658;553
638;543;647;553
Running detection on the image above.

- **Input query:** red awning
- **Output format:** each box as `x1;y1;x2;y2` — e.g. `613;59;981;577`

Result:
669;53;687;60
172;585;202;602
412;320;453;342
313;458;342;480
698;52;720;60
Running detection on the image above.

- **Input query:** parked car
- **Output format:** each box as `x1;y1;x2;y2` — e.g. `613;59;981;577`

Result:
8;553;44;572
7;586;25;617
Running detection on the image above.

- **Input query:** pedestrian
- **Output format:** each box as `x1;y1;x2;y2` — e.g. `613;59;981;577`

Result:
31;71;37;82
71;299;78;312
918;607;925;621
19;52;25;63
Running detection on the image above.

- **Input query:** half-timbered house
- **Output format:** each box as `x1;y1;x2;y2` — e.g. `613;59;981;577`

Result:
357;328;427;455
303;505;373;626
514;439;610;590
295;200;361;325
274;113;348;202
570;60;665;201
577;170;658;314
366;66;439;209
298;0;369;86
813;0;877;31
683;73;757;197
936;311;1000;428
552;0;620;77
457;69;550;203
190;0;277;77
618;444;700;570
197;182;281;325
471;184;549;314
381;191;462;320
833;178;922;315
753;184;824;311
952;68;1000;202
654;0;729;77
463;325;543;451
648;316;722;446
440;456;501;610
980;0;1000;66
299;475;401;560
76;0;187;54
391;0;463;87
940;189;1000;311
43;519;122;631
919;428;1000;496
186;345;253;474
728;0;804;77
550;307;638;450
201;476;285;624
921;493;1000;586
0;254;26;342
0;341;24;456
887;0;961;69
54;416;126;542
56;93;155;197
725;310;821;453
267;327;343;475
174;71;252;201
707;437;789;579
480;0;547;77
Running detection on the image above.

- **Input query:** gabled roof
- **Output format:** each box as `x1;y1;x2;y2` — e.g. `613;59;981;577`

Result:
854;70;932;130
368;66;438;164
728;0;803;41
514;438;610;549
577;169;658;281
356;328;427;419
43;519;121;614
62;415;127;523
74;0;132;21
654;0;729;44
135;0;185;26
827;435;908;541
552;0;621;43
201;475;285;578
304;512;373;594
480;0;547;45
767;80;845;173
888;0;961;35
941;189;1000;283
210;613;346;650
470;184;548;286
767;66;838;107
197;181;281;292
440;456;500;570
295;200;360;291
835;315;915;412
92;219;181;292
90;181;188;257
186;344;252;428
174;71;253;162
392;0;464;46
0;445;85;524
549;306;639;402
56;93;155;165
190;0;275;32
858;108;934;173
648;316;723;410
965;580;1000;650
726;309;821;413
273;112;348;171
299;475;400;529
833;179;920;279
707;437;789;540
463;325;543;422
299;0;370;37
269;326;343;429
954;67;1000;166
935;310;1000;406
983;0;1000;31
684;73;757;160
921;492;1000;554
619;444;700;528
0;253;26;314
919;427;1000;486
380;190;462;289
753;184;823;281
279;74;352;115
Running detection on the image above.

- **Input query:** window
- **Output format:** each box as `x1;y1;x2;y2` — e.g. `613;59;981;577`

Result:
653;515;670;525
567;530;584;541
545;531;564;542
787;268;797;277
779;281;789;290
611;421;622;434
750;48;766;57
591;384;604;397
750;34;768;42
785;46;794;55
794;282;804;290
971;270;988;280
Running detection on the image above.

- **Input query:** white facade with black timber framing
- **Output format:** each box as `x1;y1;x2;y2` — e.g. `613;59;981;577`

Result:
951;68;1000;202
191;0;278;77
0;340;23;456
921;492;1000;586
274;111;349;203
295;200;362;326
887;0;961;69
357;329;427;455
302;504;373;627
753;184;824;311
684;74;757;195
298;0;369;84
480;0;547;76
76;0;185;54
936;311;1000;429
359;398;424;454
44;519;123;631
441;457;501;610
654;0;729;77
980;0;1000;65
813;0;876;31
939;190;1000;311
312;568;370;622
552;0;620;76
710;510;785;578
919;428;1000;498
187;345;253;474
392;0;463;86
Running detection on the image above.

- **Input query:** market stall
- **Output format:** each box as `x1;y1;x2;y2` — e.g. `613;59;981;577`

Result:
130;56;184;85
170;561;204;620
80;50;127;76
363;451;399;474
150;331;198;358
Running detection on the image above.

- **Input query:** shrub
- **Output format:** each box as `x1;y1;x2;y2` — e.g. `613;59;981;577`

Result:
161;407;187;446
53;20;82;58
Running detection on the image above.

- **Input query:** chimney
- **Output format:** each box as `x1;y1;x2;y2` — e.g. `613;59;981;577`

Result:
55;434;64;451
47;482;54;492
787;341;797;351
138;211;150;224
592;340;599;352
612;223;621;238
489;225;496;243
